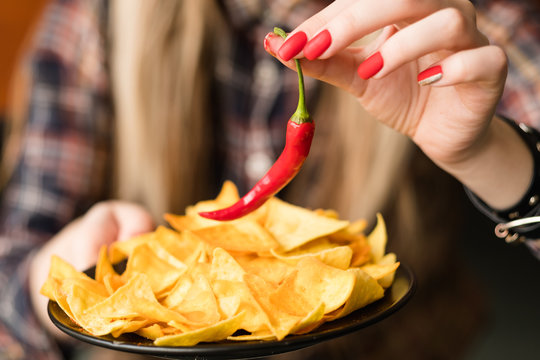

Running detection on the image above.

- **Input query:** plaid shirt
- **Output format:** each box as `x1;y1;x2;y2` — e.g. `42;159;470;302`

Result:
0;0;539;359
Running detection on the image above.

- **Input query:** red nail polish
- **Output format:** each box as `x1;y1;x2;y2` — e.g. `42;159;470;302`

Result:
357;52;384;79
417;65;443;85
303;30;332;60
278;31;308;61
264;32;276;56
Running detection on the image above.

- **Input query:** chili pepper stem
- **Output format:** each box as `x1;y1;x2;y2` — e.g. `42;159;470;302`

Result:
274;27;311;125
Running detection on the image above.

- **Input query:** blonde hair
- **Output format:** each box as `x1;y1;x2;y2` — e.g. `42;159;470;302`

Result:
111;0;413;223
110;0;224;220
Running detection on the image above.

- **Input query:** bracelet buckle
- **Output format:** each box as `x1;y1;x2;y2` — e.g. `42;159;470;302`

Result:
495;216;540;243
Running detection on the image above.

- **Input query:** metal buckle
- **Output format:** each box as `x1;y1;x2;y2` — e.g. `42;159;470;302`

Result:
494;216;540;243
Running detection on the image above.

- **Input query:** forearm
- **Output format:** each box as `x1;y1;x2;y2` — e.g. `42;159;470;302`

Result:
436;115;534;211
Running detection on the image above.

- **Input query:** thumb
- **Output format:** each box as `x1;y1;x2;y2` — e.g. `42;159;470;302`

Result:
81;200;155;245
99;201;155;242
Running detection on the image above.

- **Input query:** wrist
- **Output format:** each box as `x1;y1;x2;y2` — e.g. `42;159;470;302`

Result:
435;115;533;209
462;116;540;242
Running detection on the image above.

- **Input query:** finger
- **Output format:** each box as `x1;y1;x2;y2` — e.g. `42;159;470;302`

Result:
417;45;507;87
108;201;155;241
84;201;155;242
277;0;355;61
266;31;371;97
368;7;487;80
299;0;447;61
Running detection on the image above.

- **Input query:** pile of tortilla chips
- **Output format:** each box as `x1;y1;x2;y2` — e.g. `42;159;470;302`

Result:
42;181;399;346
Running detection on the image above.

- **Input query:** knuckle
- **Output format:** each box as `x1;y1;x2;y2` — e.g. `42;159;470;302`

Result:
308;13;330;31
340;6;363;31
397;0;436;16
396;0;419;15
87;201;114;216
489;45;508;73
439;7;471;47
460;0;477;19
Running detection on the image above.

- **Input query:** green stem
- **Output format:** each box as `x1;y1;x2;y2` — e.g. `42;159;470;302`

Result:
273;27;311;124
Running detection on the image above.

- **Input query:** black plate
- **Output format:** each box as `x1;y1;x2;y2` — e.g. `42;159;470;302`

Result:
48;262;415;360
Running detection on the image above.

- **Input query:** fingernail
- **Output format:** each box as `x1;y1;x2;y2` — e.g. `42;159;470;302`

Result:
264;32;277;56
417;65;443;85
278;31;308;61
357;52;384;79
304;30;332;60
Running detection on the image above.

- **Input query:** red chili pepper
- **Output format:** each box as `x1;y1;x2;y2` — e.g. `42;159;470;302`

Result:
199;27;314;221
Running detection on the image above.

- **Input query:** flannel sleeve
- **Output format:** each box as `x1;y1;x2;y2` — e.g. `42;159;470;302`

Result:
0;0;111;358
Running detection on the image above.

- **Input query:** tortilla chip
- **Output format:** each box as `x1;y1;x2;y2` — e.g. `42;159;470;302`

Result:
367;213;387;263
324;268;384;321
41;255;108;300
154;311;246;346
121;243;186;296
194;221;279;255
264;198;349;251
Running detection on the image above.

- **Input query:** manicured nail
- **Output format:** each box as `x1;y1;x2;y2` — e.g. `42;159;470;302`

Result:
303;30;332;60
417;65;443;85
357;52;384;79
264;32;277;56
278;31;308;61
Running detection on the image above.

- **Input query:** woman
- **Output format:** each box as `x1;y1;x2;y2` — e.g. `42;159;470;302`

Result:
1;0;539;359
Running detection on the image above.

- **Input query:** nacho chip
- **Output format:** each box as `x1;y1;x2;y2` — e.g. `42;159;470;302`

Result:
154;311;246;346
121;243;186;296
110;319;150;338
324;268;384;321
165;181;241;232
292;257;356;313
264;198;349;251
194;221;278;255
348;234;372;267
269;271;316;316
95;246;123;295
374;253;399;288
271;241;353;270
136;323;165;340
163;272;220;326
367;213;387;263
101;273;124;295
61;279;135;337
210;247;246;282
41;255;108;300
243;273;302;340
211;279;272;333
290;302;326;334
108;231;155;264
234;255;295;286
85;273;192;330
360;262;400;282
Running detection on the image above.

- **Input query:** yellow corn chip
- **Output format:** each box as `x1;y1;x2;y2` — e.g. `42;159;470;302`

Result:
154;311;246;346
264;198;349;251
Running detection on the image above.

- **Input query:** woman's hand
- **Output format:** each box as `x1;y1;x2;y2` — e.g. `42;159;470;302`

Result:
265;0;505;164
264;0;533;209
29;201;155;338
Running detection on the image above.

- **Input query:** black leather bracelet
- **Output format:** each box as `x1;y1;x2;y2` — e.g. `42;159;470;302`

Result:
464;115;540;243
